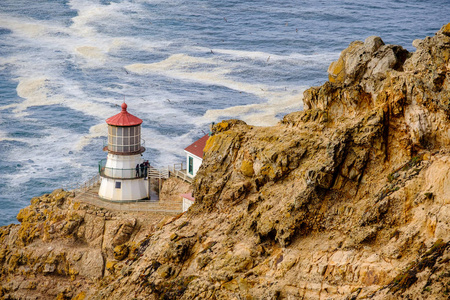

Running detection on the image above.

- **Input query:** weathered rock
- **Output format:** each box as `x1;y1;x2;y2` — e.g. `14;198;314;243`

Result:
113;244;129;261
327;35;409;86
79;249;104;280
111;218;136;246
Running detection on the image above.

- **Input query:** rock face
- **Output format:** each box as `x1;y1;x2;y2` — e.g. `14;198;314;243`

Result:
0;189;175;299
1;24;450;299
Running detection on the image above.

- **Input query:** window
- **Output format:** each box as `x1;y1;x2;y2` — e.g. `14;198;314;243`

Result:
188;156;193;175
107;125;141;152
115;181;121;189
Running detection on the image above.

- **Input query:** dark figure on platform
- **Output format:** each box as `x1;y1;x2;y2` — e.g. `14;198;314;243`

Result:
144;160;149;179
136;164;140;177
140;163;145;178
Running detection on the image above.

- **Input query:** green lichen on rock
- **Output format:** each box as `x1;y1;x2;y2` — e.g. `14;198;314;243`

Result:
388;239;449;293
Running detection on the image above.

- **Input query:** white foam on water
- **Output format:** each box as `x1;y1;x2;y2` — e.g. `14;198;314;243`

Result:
203;47;339;66
75;123;108;151
126;54;220;74
126;54;273;98
0;136;27;143
61;95;117;120
0;77;62;117
2;2;314;130
16;77;48;101
69;0;136;37
3;125;90;187
0;16;82;114
209;48;288;62
0;75;110;122
203;91;305;126
75;46;107;63
0;129;23;143
0;14;55;39
140;127;188;167
67;0;172;54
0;1;149;79
127;53;306;126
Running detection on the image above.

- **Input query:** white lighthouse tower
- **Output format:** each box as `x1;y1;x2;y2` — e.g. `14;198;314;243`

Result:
98;103;148;201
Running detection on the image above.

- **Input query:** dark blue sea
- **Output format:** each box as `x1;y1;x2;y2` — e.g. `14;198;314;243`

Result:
0;0;448;226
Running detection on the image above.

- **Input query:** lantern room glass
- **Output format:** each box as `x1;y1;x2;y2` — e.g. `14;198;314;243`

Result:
108;125;140;153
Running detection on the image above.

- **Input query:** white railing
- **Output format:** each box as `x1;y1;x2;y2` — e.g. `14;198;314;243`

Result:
164;162;193;183
63;173;101;194
148;165;169;179
173;169;193;183
79;174;101;192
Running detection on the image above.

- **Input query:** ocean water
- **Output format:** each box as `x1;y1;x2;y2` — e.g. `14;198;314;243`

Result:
0;0;448;226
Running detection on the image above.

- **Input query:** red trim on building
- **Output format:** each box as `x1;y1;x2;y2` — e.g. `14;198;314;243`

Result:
106;103;143;127
181;193;195;201
184;134;209;158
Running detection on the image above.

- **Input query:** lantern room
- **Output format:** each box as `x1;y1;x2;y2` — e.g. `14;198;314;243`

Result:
107;125;141;153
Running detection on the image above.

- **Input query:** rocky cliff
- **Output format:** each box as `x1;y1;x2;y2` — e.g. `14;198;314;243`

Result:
1;24;450;300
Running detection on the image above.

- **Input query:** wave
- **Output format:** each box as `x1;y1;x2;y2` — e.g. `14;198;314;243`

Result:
126;53;306;125
75;46;107;62
0;77;61;117
204;91;304;126
0;14;58;38
209;47;339;65
126;54;273;95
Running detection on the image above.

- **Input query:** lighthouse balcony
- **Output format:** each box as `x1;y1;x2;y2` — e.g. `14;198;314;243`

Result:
98;159;147;180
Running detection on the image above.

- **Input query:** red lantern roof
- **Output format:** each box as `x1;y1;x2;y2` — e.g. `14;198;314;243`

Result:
106;103;143;127
184;134;209;158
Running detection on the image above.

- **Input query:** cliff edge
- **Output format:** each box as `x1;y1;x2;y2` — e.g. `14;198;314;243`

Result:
1;24;450;299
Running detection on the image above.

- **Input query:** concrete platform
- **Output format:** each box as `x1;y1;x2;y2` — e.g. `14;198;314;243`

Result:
74;185;183;214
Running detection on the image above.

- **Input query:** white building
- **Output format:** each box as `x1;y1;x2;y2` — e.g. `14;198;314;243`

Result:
180;134;209;212
98;103;149;201
184;134;209;179
181;193;195;212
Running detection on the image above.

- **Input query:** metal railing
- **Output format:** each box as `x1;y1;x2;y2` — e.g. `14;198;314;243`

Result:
98;159;150;179
98;160;173;180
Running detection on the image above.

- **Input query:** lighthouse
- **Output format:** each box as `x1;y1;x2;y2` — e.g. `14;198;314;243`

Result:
98;103;148;201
